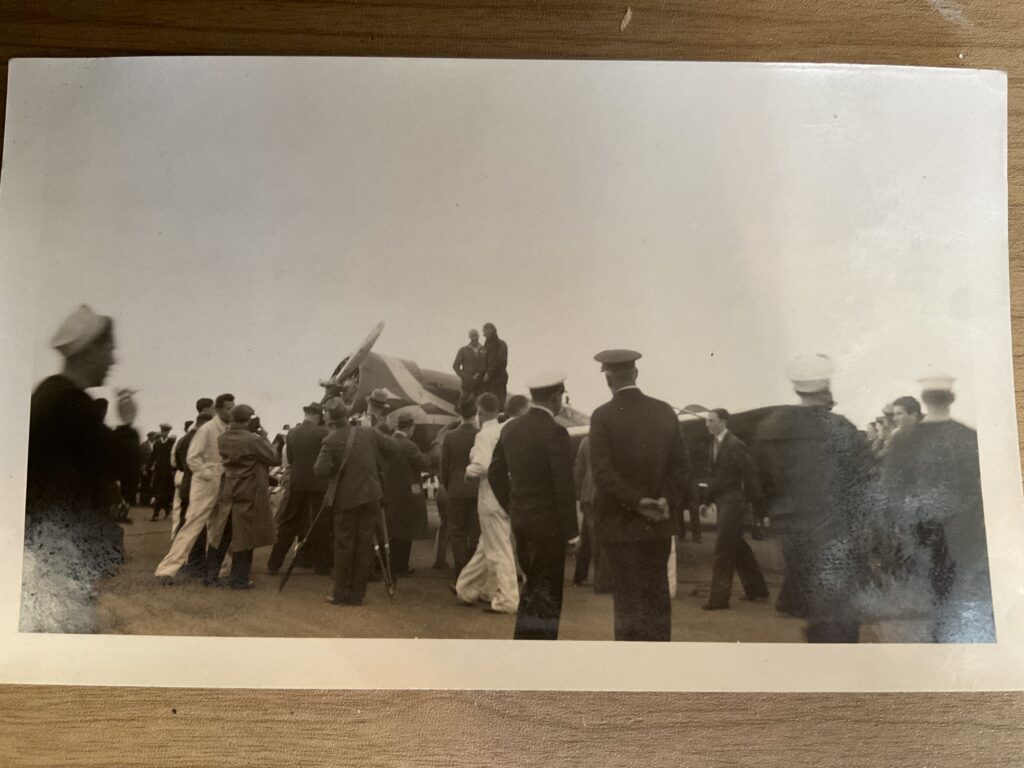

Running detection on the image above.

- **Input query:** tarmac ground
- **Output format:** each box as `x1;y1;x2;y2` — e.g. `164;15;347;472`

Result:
97;501;928;642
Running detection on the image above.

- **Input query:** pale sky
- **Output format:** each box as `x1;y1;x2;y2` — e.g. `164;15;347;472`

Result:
1;58;1008;437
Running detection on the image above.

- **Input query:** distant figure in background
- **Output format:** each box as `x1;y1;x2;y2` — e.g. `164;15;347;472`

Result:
884;377;995;642
441;399;481;579
453;328;485;401
139;431;157;506
480;323;509;409
489;373;578;640
150;423;176;521
383;412;431;576
23;304;136;632
701;408;769;610
154;393;234;582
111;413;142;522
889;395;923;447
206;404;279;589
272;425;290;462
267;402;330;575
457;393;520;614
755;354;875;643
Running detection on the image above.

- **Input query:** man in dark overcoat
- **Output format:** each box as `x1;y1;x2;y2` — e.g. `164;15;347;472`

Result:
440;398;480;578
754;354;876;643
150;423;176;520
314;398;397;605
488;373;578;640
267;402;331;574
382;412;432;576
205;404;279;589
589;350;689;642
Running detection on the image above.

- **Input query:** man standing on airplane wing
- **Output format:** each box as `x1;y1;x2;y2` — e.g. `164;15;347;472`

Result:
589;349;690;642
488;373;578;640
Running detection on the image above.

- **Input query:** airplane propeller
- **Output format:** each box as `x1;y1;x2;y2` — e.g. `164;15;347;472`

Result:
319;321;385;400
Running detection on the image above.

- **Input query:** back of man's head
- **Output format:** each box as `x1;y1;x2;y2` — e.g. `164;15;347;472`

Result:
505;395;529;417
476;392;500;419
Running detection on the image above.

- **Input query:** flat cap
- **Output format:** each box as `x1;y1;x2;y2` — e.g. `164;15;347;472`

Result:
369;388;390;406
396;412;416;428
230;404;255;423
785;354;834;393
159;423;172;431
918;375;955;392
302;401;323;415
51;305;112;357
526;371;567;391
594;349;642;371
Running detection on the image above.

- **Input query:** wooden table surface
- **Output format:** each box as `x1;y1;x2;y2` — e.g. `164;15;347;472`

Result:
1;1;1023;765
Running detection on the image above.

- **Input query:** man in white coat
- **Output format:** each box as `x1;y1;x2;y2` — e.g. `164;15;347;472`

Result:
155;393;234;581
455;392;520;614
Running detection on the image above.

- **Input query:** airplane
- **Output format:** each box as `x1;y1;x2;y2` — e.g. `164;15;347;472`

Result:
318;323;791;471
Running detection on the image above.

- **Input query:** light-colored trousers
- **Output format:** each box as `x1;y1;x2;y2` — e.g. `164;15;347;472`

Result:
456;486;520;614
154;472;220;578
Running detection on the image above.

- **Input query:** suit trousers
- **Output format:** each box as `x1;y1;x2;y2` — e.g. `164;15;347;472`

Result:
433;487;451;567
707;496;769;607
603;537;673;641
482;381;507;410
456;500;520;613
204;515;253;587
333;501;380;603
152;475;175;517
447;495;480;578
513;527;566;640
267;490;328;573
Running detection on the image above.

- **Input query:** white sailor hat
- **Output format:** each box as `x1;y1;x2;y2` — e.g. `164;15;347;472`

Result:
918;375;956;392
785;354;834;393
51;304;112;357
526;372;567;392
594;349;642;372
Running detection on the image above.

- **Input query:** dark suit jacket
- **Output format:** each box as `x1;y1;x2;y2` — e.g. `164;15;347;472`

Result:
708;430;763;504
286;421;330;493
488;407;577;538
590;388;689;544
314;424;394;512
151;437;176;482
482;337;509;385
440;422;479;499
452;344;484;384
383;432;432;539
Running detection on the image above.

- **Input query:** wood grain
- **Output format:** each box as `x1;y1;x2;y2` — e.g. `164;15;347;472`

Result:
1;1;1023;765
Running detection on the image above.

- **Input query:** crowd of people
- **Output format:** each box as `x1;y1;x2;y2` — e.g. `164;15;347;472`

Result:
21;306;996;645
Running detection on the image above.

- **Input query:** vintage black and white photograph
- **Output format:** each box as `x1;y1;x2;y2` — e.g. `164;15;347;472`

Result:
0;57;1020;689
